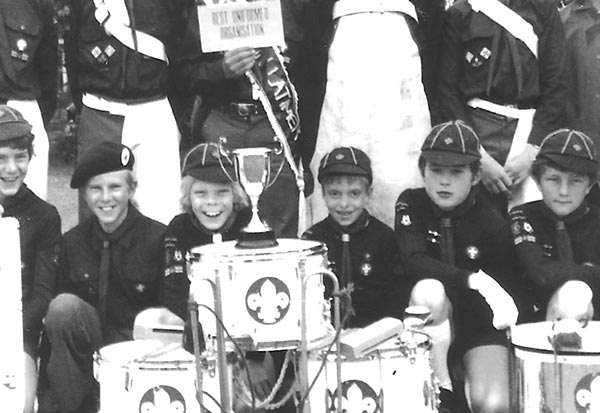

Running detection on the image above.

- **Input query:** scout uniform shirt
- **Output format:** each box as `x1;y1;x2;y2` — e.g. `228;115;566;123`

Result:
303;211;402;328
438;0;566;148
2;184;60;353
58;205;166;341
161;209;251;321
510;200;600;317
395;188;528;347
0;0;57;122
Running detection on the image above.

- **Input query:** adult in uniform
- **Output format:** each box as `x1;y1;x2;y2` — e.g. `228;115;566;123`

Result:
43;141;166;413
64;0;184;225
0;0;58;200
561;0;600;193
438;0;567;212
0;106;61;413
173;0;317;238
308;0;444;228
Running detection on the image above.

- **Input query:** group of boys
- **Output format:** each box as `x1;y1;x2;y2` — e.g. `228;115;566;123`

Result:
4;102;600;413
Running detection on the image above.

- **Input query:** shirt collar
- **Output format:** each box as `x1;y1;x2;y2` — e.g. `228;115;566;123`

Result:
326;210;370;235
432;189;478;220
1;184;29;211
90;204;140;249
540;200;590;224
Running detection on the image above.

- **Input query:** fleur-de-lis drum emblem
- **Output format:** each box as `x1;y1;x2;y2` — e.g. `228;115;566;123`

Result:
139;385;186;413
246;277;291;324
327;380;382;413
575;373;600;413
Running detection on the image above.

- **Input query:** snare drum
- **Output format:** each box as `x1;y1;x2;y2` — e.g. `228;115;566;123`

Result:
189;239;334;350
93;340;233;413
512;321;600;413
307;332;438;412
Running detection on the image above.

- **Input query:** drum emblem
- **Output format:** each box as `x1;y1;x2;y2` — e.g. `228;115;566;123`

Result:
575;372;600;412
327;380;382;413
139;385;186;412
246;277;291;324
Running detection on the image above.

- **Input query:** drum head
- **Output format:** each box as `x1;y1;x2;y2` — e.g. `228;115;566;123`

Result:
190;238;325;260
512;321;600;355
97;340;180;365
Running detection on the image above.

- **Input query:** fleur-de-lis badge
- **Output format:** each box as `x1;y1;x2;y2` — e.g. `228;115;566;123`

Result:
246;277;290;324
466;246;479;260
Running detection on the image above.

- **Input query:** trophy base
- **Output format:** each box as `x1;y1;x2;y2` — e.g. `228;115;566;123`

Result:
236;230;278;249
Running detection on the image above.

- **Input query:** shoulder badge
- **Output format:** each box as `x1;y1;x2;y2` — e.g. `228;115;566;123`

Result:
400;214;412;226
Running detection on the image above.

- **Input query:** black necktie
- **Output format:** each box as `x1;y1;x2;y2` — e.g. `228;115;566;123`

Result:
555;221;575;264
440;217;455;266
341;233;351;289
98;240;110;329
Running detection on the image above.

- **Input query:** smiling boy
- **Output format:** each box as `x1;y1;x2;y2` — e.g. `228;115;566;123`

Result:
0;106;61;413
395;120;524;413
510;129;600;322
303;146;403;328
43;141;166;413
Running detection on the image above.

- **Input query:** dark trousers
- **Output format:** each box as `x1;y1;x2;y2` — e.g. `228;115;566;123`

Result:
470;107;518;217
200;108;300;238
44;294;103;412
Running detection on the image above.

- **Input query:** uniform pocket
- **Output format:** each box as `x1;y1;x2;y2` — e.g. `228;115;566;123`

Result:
4;14;41;73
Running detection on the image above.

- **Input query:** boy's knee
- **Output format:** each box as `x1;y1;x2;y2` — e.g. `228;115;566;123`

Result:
46;293;93;332
547;280;594;321
469;389;509;413
410;279;449;323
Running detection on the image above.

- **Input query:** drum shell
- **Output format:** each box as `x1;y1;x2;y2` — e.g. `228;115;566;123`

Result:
94;340;232;413
512;321;600;413
189;239;333;350
307;333;437;413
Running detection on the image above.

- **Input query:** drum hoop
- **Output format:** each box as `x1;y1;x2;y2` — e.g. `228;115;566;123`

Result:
512;343;600;357
191;240;326;261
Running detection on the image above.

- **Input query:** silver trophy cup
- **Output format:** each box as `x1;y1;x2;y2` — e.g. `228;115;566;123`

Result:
231;147;278;248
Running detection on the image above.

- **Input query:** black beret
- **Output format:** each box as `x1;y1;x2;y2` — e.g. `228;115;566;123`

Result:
421;120;481;166
0;105;33;142
318;146;372;183
70;141;135;188
181;143;236;183
537;129;597;175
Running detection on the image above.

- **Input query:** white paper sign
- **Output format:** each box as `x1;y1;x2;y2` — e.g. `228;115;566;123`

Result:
197;0;285;53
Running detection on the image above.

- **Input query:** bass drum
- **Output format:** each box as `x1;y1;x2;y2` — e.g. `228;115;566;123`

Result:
189;239;334;351
307;331;438;412
94;340;233;413
512;321;600;413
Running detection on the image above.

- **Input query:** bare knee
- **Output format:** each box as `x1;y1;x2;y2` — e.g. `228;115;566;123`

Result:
546;280;594;321
468;389;509;413
409;279;450;324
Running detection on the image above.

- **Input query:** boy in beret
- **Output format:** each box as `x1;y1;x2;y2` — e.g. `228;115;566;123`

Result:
0;105;61;413
303;146;403;328
395;120;524;413
510;129;600;322
42;141;166;413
